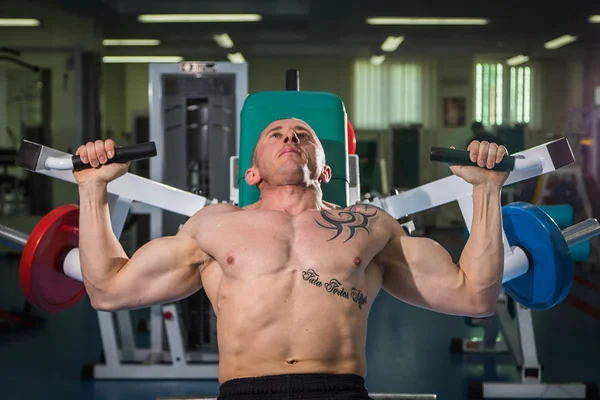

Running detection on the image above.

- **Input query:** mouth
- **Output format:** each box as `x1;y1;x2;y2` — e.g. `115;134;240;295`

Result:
280;147;302;157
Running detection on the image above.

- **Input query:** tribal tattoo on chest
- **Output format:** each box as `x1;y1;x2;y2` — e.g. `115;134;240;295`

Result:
313;204;379;243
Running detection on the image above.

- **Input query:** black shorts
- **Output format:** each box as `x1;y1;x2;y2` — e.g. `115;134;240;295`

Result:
217;373;373;400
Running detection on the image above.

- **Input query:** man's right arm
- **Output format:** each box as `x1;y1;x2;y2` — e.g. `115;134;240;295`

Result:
79;181;210;311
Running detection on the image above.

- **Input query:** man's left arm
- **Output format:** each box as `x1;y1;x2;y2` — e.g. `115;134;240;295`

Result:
377;142;506;317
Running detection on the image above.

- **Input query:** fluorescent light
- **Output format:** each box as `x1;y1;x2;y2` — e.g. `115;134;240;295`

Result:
381;36;404;52
102;39;161;46
138;14;262;23
370;55;386;65
544;34;577;50
366;17;489;25
589;15;600;23
213;33;234;48
102;56;183;63
0;18;40;27
506;54;529;66
227;52;246;64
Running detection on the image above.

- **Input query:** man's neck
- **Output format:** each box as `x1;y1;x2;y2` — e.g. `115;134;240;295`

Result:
255;185;327;215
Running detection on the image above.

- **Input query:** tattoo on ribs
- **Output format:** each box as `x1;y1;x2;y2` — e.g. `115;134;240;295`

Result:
314;204;378;243
301;268;368;310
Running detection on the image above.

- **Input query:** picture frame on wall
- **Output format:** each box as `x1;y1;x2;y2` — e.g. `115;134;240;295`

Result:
443;97;466;127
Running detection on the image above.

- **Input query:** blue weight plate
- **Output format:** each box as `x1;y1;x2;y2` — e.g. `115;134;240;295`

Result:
502;202;573;310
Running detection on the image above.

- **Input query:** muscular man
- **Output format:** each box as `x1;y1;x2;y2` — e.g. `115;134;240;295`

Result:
75;118;508;400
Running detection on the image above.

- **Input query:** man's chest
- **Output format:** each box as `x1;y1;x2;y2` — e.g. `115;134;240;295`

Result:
198;207;390;275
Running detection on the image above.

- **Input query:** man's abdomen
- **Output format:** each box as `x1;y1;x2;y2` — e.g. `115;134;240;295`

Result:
214;274;368;383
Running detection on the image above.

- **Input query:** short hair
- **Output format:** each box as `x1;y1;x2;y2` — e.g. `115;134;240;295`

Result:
471;121;484;131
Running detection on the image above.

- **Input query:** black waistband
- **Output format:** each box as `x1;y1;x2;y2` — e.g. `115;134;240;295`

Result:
219;373;368;396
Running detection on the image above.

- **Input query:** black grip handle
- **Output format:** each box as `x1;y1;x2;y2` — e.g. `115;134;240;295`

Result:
430;147;515;172
72;142;157;171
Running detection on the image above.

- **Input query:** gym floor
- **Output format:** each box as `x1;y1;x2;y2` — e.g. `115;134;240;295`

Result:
1;228;599;400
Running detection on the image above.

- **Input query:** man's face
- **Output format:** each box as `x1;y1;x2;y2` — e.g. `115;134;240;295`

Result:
247;118;330;187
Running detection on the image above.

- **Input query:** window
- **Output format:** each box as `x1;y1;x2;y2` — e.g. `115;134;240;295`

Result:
510;65;531;124
475;62;532;127
475;63;503;126
353;60;424;130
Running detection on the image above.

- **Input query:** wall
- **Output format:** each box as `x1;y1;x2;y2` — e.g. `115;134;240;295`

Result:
583;45;600;107
535;49;585;149
101;57;353;140
1;0;592;225
1;0;103;210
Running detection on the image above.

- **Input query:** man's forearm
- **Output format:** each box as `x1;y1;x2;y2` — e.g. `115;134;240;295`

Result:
78;182;129;296
459;183;504;306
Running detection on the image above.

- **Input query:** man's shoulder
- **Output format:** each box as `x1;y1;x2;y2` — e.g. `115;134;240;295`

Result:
343;203;388;216
323;201;384;213
193;202;240;219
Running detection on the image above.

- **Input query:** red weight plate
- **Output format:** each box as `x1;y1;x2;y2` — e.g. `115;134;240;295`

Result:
20;204;86;313
347;120;356;155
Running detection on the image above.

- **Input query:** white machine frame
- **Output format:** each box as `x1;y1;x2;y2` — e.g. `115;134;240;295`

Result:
451;292;592;399
20;63;590;399
93;61;249;380
25;134;578;388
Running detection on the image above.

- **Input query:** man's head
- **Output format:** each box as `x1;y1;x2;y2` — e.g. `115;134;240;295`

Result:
471;121;485;135
245;118;332;189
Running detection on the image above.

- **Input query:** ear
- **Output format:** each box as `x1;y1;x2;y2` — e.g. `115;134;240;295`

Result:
245;166;262;186
318;165;332;184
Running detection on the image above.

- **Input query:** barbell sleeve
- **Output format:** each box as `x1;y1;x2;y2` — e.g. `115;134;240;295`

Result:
0;224;28;249
62;248;83;281
502;247;530;283
0;223;83;281
502;218;600;284
562;218;600;247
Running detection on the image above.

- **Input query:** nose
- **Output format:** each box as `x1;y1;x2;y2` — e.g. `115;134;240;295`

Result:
283;129;300;144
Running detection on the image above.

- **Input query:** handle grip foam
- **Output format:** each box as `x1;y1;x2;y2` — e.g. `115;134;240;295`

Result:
430;147;516;172
72;142;157;171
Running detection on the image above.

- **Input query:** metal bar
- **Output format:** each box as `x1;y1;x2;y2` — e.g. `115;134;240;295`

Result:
163;303;187;367
0;224;28;249
371;395;437;399
495;292;523;367
373;138;574;219
155;395;437;400
116;311;137;361
108;194;133;238
27;143;209;217
562;218;600;247
149;305;164;362
480;382;587;398
516;304;540;372
97;311;121;367
92;363;218;379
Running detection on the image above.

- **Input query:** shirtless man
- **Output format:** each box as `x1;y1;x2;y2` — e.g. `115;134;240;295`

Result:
75;118;508;400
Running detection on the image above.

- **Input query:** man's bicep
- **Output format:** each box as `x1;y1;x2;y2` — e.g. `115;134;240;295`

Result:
98;235;207;310
380;235;483;316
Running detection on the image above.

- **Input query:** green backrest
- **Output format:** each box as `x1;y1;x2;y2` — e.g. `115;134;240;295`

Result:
238;91;349;207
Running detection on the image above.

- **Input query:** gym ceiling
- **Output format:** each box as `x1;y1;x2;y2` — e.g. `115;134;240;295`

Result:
12;0;600;60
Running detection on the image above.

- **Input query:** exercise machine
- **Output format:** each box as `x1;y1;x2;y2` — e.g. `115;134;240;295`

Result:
93;61;249;379
450;204;598;399
4;66;599;400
